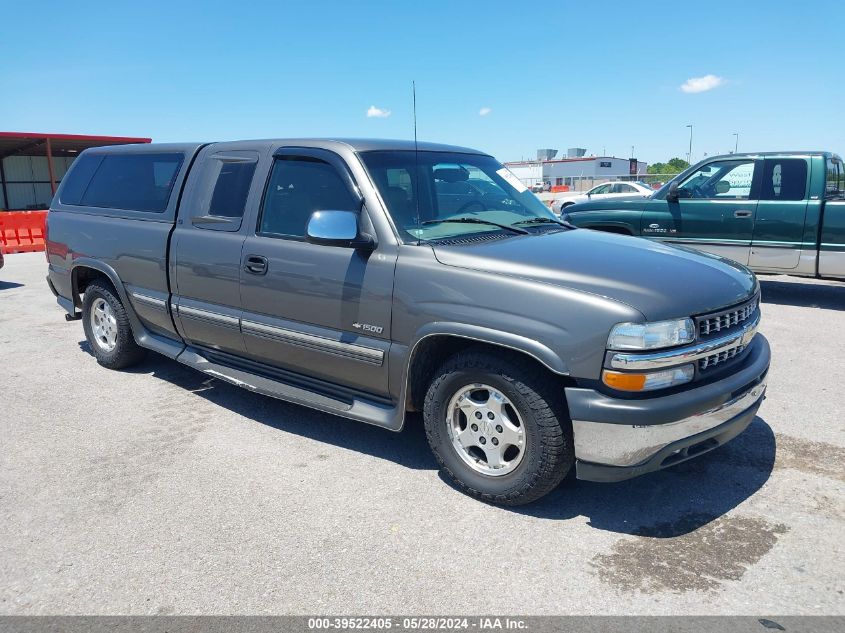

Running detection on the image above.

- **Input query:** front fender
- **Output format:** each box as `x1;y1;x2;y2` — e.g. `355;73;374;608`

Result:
409;322;569;375
567;212;639;234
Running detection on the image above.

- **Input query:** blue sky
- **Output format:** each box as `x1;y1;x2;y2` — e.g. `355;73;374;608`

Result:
1;0;841;165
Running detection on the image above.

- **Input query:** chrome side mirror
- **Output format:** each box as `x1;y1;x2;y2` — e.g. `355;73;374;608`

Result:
305;210;374;250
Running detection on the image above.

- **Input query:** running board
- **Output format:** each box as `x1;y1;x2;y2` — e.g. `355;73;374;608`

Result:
175;347;403;431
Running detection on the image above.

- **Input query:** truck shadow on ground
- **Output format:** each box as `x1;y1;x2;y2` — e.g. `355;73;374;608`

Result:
87;343;776;538
498;415;775;535
759;278;845;310
0;280;25;290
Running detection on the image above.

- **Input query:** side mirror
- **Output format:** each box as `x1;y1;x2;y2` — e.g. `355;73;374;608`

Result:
666;181;680;202
305;210;374;250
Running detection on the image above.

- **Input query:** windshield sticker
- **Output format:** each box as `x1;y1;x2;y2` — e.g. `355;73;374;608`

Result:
496;168;528;193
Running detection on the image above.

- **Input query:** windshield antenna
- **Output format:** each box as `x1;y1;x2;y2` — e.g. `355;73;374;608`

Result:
413;80;421;245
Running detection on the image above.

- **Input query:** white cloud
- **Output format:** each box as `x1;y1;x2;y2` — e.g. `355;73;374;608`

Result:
366;105;391;118
478;107;492;116
680;74;725;94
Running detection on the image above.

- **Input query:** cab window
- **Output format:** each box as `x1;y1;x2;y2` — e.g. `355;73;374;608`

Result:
259;156;358;239
826;158;844;198
760;159;807;201
677;159;755;199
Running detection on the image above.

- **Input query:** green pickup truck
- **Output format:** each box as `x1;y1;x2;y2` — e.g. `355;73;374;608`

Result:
562;151;845;279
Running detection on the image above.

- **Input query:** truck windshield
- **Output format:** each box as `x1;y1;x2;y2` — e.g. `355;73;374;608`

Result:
360;150;558;243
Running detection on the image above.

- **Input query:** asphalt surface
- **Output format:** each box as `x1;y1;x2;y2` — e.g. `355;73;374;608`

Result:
1;251;843;615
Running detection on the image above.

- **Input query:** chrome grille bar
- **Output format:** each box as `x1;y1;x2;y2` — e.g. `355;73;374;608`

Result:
698;294;759;337
609;312;760;371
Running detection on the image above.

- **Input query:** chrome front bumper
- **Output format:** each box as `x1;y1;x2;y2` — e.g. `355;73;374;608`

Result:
566;333;771;482
573;377;766;468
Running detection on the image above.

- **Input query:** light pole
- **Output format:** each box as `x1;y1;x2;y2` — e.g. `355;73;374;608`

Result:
733;132;739;154
686;124;693;165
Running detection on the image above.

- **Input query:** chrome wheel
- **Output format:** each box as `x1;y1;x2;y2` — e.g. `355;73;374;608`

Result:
90;297;118;353
446;383;526;476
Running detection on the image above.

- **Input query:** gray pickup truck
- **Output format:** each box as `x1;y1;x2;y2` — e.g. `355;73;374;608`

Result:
46;139;770;505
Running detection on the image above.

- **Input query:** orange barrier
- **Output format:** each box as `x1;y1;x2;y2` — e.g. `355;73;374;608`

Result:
550;185;570;193
0;210;48;253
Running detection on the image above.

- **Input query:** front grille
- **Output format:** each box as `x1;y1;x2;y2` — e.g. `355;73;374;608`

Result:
697;294;759;337
699;344;746;371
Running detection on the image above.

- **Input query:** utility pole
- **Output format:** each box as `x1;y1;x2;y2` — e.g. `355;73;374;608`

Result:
686;124;693;165
733;132;739;154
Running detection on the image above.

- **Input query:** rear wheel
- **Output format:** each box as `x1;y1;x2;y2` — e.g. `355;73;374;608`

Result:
81;281;146;369
423;349;574;505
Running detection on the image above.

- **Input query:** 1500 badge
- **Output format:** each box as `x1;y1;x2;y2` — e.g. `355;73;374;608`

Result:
352;322;384;334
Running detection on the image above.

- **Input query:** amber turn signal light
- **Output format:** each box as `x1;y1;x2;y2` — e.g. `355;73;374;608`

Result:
602;371;648;391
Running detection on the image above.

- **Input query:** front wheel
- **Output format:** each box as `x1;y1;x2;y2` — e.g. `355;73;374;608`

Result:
423;349;574;505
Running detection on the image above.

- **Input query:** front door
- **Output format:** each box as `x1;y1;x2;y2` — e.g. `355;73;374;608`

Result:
749;157;810;270
641;158;760;265
238;148;396;397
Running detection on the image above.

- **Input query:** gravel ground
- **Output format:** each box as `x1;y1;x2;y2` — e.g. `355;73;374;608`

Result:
1;251;843;615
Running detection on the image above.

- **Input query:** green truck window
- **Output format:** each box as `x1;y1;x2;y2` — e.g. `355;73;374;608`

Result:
760;159;807;201
826;158;844;197
677;159;755;200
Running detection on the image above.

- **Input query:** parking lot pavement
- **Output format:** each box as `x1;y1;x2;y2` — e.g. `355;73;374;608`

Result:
1;251;843;615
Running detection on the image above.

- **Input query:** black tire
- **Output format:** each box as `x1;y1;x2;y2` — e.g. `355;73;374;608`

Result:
423;348;574;506
81;281;146;369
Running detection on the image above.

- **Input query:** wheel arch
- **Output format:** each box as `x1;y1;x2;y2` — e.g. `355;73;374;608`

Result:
583;223;634;235
70;259;125;309
403;325;572;413
70;258;148;344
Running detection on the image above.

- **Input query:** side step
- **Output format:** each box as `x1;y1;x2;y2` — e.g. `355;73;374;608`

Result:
175;347;403;431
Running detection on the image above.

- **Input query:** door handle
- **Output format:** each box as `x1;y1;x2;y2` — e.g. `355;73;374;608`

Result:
244;255;268;275
734;210;753;218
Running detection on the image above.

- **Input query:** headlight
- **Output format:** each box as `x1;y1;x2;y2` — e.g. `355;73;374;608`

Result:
607;318;695;351
602;365;695;392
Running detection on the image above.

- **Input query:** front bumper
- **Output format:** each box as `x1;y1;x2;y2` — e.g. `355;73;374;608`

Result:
566;334;770;482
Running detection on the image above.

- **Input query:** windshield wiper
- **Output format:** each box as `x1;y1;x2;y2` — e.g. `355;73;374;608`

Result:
420;217;529;235
512;217;575;229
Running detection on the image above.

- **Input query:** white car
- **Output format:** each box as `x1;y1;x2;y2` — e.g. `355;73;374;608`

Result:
551;181;655;214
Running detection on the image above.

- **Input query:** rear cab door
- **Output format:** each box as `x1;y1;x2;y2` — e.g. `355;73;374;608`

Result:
170;141;272;355
749;156;811;271
641;157;760;264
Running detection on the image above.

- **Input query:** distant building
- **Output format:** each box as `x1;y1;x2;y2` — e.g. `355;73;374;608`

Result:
504;154;648;191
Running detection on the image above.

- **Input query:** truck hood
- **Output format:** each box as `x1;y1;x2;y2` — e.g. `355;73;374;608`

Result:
431;229;757;321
